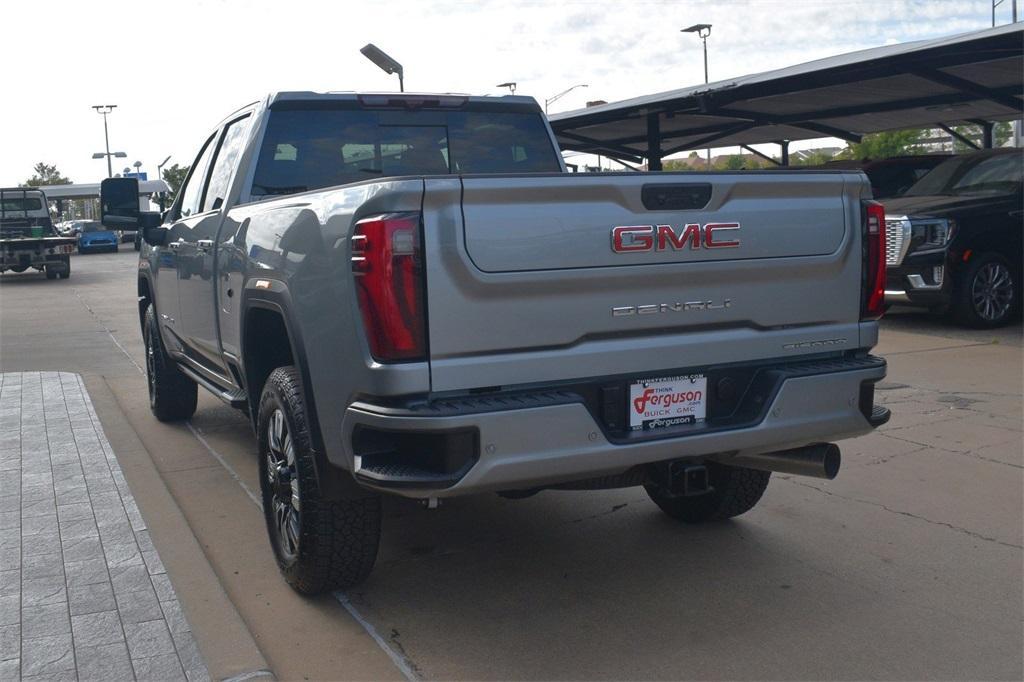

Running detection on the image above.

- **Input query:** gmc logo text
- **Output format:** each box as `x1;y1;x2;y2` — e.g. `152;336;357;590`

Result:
611;223;740;253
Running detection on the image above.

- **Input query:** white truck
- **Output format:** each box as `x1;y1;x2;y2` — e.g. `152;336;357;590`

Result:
0;188;75;279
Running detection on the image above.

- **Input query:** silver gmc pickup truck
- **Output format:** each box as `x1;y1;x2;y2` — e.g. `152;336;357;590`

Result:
100;91;890;594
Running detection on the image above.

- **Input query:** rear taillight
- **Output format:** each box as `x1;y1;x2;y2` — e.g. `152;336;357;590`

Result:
351;213;427;362
862;200;886;321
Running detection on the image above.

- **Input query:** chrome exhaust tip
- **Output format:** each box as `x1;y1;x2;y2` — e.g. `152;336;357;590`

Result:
720;442;841;480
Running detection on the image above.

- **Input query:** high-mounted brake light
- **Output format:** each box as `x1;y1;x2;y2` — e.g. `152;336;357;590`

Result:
862;200;887;321
351;213;427;362
357;94;468;109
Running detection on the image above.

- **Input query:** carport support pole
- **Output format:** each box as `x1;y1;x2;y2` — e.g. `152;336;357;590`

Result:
647;113;663;171
778;140;789;166
981;121;994;148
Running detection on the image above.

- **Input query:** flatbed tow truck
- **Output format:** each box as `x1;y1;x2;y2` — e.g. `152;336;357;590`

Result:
1;187;76;279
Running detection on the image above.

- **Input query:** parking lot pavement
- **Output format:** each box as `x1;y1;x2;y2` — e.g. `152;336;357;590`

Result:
1;251;1022;680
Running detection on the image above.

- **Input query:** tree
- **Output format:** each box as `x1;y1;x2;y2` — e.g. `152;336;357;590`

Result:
721;154;746;170
838;129;926;161
662;158;695;171
949;122;1012;153
790;149;837;167
23;163;71;187
161;164;190;203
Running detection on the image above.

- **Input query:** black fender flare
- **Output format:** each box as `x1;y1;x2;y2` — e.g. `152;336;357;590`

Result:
240;279;369;500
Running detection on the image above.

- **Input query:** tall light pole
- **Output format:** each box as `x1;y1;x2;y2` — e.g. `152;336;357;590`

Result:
682;24;713;168
991;0;1019;25
91;105;120;178
545;84;588;114
497;82;517;95
157;155;171;183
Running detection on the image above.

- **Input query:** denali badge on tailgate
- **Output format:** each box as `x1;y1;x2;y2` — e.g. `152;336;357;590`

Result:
612;300;732;316
611;223;740;253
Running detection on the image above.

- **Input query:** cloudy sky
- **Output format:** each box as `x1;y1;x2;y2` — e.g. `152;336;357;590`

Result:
0;0;1010;185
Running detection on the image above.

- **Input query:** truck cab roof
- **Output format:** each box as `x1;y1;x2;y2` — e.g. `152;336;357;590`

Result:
266;91;542;110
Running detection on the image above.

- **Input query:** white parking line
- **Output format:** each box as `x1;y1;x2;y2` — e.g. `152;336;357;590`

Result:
185;421;263;508
334;592;420;681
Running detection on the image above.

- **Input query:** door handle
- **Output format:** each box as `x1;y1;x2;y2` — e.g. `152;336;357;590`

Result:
196;239;215;251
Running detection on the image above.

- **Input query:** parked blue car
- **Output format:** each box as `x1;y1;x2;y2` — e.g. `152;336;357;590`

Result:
77;221;118;253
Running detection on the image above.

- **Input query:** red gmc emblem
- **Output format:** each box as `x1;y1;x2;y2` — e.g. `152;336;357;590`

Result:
611;223;741;253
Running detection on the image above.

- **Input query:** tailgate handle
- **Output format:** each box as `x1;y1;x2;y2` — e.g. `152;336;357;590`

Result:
641;183;712;211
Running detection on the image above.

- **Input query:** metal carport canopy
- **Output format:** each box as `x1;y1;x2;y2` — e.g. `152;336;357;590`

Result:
548;24;1023;167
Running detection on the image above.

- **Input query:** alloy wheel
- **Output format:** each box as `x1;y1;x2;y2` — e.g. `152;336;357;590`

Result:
971;261;1014;322
266;408;301;560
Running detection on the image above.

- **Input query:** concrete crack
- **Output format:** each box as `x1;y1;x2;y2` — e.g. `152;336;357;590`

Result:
784;479;1023;549
878;431;1024;470
571;501;630;524
883;341;997;356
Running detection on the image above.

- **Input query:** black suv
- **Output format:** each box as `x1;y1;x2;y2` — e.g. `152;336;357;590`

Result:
884;148;1022;327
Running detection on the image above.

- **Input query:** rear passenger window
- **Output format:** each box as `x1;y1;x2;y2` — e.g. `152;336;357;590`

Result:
203;115;252;212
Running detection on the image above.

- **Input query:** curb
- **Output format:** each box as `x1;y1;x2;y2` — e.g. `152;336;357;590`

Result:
82;374;274;681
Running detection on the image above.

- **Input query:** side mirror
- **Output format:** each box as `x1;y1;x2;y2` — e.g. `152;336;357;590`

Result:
101;177;164;243
100;177;141;229
143;225;168;247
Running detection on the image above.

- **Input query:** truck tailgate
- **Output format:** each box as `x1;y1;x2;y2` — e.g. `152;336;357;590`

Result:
422;172;867;392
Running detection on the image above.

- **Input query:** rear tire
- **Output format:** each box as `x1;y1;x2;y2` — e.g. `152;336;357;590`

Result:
257;367;381;595
644;461;770;523
951;252;1020;328
45;267;58;280
143;305;197;421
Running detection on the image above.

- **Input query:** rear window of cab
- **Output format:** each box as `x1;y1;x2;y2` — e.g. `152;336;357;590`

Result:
251;106;560;197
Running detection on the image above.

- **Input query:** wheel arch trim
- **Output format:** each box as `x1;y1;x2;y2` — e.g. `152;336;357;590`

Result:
240;279;367;500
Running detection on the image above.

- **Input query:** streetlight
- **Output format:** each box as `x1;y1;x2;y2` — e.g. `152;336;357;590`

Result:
133;160;143;178
92;150;127;174
681;24;712;83
157;155;171;183
681;24;713;168
91;105;123;178
360;44;404;92
496;82;517;95
544;84;588;114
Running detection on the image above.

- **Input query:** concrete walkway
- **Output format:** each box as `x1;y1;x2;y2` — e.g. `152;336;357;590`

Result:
0;371;208;681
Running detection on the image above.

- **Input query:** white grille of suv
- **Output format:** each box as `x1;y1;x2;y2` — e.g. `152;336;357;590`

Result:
885;216;911;266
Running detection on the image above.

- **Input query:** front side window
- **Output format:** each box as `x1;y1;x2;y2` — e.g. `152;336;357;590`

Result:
251;106;560;197
177;134;218;218
950;154;1023;196
906;153;1024;197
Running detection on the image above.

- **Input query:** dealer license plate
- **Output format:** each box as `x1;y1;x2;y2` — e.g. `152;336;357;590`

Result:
628;374;707;431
